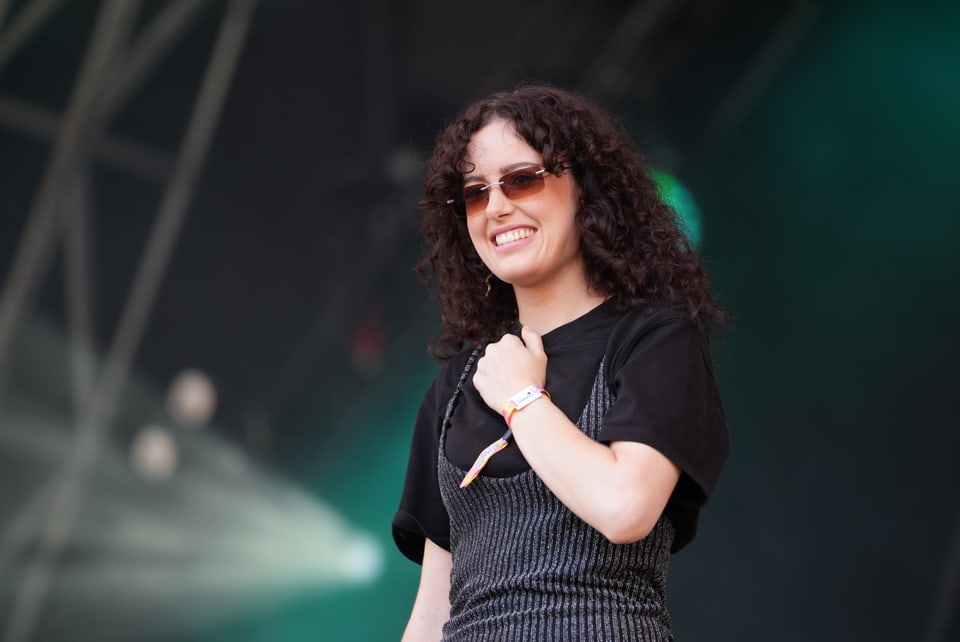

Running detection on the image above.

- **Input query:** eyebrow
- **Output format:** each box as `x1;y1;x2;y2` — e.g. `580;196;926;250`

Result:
463;161;542;183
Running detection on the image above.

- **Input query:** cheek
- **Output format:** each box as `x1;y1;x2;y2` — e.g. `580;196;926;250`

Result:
546;194;580;236
545;181;578;216
466;220;487;252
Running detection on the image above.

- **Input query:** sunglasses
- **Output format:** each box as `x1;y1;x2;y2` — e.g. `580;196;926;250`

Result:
446;166;558;217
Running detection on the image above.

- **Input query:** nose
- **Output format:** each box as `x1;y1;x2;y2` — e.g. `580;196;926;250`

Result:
483;183;513;218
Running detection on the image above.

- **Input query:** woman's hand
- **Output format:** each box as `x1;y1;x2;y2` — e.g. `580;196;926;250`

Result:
473;326;548;412
472;325;681;545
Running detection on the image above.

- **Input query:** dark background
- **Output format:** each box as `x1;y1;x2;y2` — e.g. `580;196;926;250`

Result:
0;0;957;640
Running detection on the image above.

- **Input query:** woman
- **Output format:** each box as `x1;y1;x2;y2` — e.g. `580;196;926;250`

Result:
393;84;729;641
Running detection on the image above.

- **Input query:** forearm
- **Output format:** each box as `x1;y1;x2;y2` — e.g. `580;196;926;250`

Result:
402;539;451;641
508;398;680;544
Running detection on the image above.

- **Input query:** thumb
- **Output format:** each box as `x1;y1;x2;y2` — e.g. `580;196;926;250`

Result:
521;325;545;359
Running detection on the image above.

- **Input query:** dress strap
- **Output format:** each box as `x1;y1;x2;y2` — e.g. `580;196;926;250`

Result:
439;346;482;442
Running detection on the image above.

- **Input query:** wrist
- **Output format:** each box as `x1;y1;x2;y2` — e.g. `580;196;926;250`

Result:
501;385;550;428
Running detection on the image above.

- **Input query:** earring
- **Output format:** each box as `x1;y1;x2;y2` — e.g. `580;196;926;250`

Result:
484;274;492;297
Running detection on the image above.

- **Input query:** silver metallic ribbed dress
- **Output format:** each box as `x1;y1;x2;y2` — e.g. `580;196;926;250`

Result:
438;350;675;641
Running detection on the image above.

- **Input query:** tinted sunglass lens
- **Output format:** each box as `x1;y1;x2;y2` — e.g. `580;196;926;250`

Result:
458;168;548;216
462;186;488;216
501;169;545;198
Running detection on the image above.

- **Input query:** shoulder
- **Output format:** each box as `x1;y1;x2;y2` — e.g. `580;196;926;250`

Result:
607;302;704;355
602;302;713;392
436;344;480;387
600;303;729;516
421;345;480;413
616;301;696;327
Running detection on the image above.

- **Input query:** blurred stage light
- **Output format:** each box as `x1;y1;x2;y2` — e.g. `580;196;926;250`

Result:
0;413;386;639
165;368;217;428
128;424;178;482
350;311;386;376
0;318;385;640
384;146;420;184
651;168;704;248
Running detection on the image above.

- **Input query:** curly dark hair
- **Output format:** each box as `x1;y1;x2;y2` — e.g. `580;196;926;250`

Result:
418;84;724;359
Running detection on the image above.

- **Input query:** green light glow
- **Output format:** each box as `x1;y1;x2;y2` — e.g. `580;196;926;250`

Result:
651;169;703;248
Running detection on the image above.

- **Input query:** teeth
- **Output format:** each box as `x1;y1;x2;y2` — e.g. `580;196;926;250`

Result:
495;228;534;246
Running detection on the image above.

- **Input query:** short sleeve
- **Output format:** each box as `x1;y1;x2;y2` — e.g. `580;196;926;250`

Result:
391;356;465;564
601;311;729;550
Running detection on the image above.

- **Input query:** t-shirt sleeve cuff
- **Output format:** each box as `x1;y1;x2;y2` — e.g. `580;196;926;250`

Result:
392;510;451;564
599;429;713;504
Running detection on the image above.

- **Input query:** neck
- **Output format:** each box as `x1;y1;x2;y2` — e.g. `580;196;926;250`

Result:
514;280;607;335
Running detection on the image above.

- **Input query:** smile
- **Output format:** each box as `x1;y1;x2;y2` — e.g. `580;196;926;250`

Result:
494;228;535;246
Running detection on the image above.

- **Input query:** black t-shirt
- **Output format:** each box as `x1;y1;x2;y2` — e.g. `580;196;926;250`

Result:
392;301;729;563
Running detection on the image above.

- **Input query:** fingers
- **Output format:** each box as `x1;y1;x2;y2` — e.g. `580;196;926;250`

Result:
520;325;545;358
473;328;547;412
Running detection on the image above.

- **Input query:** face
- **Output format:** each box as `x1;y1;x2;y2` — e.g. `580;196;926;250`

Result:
462;118;583;292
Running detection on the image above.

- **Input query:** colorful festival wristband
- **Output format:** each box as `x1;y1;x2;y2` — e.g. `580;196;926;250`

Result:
501;385;550;428
460;386;551;489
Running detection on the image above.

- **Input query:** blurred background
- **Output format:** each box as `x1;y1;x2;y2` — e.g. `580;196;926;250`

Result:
0;0;957;640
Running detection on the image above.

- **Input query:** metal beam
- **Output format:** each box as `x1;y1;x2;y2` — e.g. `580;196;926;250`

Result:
707;0;821;140
84;0;257;440
0;93;174;180
0;0;66;72
96;0;214;123
578;0;678;98
62;170;96;419
0;1;141;639
0;0;218;381
0;2;256;636
0;0;262;630
0;0;137;394
0;0;11;33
